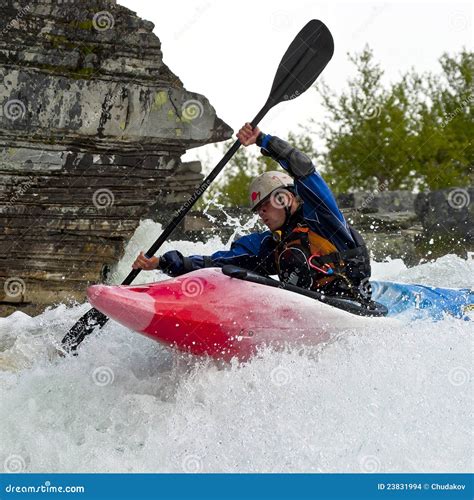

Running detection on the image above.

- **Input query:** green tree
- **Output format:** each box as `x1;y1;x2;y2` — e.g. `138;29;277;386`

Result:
313;46;473;193
414;50;473;189
314;46;424;192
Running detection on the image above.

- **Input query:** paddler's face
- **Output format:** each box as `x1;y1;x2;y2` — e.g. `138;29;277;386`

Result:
256;190;294;231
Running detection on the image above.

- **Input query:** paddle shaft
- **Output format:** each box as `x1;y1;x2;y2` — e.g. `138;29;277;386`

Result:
123;109;267;285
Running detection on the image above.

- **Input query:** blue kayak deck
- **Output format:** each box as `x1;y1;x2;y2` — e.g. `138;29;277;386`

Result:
371;281;474;320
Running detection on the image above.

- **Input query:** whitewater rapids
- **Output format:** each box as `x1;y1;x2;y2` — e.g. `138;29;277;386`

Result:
0;219;472;473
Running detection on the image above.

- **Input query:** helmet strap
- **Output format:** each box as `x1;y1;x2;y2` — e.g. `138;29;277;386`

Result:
284;205;292;226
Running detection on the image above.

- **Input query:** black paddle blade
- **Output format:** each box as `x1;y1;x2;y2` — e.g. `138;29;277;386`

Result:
267;19;334;107
61;307;109;353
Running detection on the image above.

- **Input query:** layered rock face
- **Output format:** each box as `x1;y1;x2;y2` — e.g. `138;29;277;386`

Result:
0;0;232;316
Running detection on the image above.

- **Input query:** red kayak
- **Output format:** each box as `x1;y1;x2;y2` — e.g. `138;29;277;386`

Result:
87;267;390;361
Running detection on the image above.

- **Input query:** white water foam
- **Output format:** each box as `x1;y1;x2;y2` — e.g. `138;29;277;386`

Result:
0;220;472;473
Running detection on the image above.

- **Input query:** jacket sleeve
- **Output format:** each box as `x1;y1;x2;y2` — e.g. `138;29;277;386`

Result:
258;133;355;251
159;231;276;277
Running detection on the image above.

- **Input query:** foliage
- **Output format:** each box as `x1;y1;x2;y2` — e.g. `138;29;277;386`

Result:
314;47;473;192
199;47;473;205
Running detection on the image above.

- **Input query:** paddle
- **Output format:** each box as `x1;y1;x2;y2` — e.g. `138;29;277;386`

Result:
61;19;335;353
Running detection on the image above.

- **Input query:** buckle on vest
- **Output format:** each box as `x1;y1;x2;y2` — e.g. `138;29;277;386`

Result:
272;230;283;243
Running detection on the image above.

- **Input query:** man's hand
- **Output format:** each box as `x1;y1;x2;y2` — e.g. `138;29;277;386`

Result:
237;123;260;146
132;251;159;270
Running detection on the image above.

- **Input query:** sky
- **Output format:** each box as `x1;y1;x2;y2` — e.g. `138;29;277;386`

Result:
119;0;472;168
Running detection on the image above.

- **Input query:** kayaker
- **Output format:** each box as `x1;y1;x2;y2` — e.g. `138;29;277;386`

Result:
133;123;372;301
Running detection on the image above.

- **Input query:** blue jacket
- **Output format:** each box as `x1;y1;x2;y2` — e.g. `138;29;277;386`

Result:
159;134;355;277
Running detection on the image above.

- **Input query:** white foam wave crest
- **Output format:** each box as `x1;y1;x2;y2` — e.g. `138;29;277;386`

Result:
0;220;472;472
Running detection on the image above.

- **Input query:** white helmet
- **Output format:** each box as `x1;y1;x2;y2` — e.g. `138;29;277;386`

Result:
248;171;294;211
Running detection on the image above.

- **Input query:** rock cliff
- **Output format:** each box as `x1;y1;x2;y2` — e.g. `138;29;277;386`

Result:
0;0;232;316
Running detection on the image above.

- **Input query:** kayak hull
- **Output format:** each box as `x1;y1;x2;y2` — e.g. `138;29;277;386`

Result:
87;268;384;360
87;268;472;361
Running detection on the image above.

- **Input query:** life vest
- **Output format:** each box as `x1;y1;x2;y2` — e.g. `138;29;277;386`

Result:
273;224;371;292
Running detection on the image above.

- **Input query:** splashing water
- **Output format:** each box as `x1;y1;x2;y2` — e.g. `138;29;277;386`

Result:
0;220;472;473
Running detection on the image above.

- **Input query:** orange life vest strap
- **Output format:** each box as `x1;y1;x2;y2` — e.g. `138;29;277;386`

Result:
275;226;340;287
